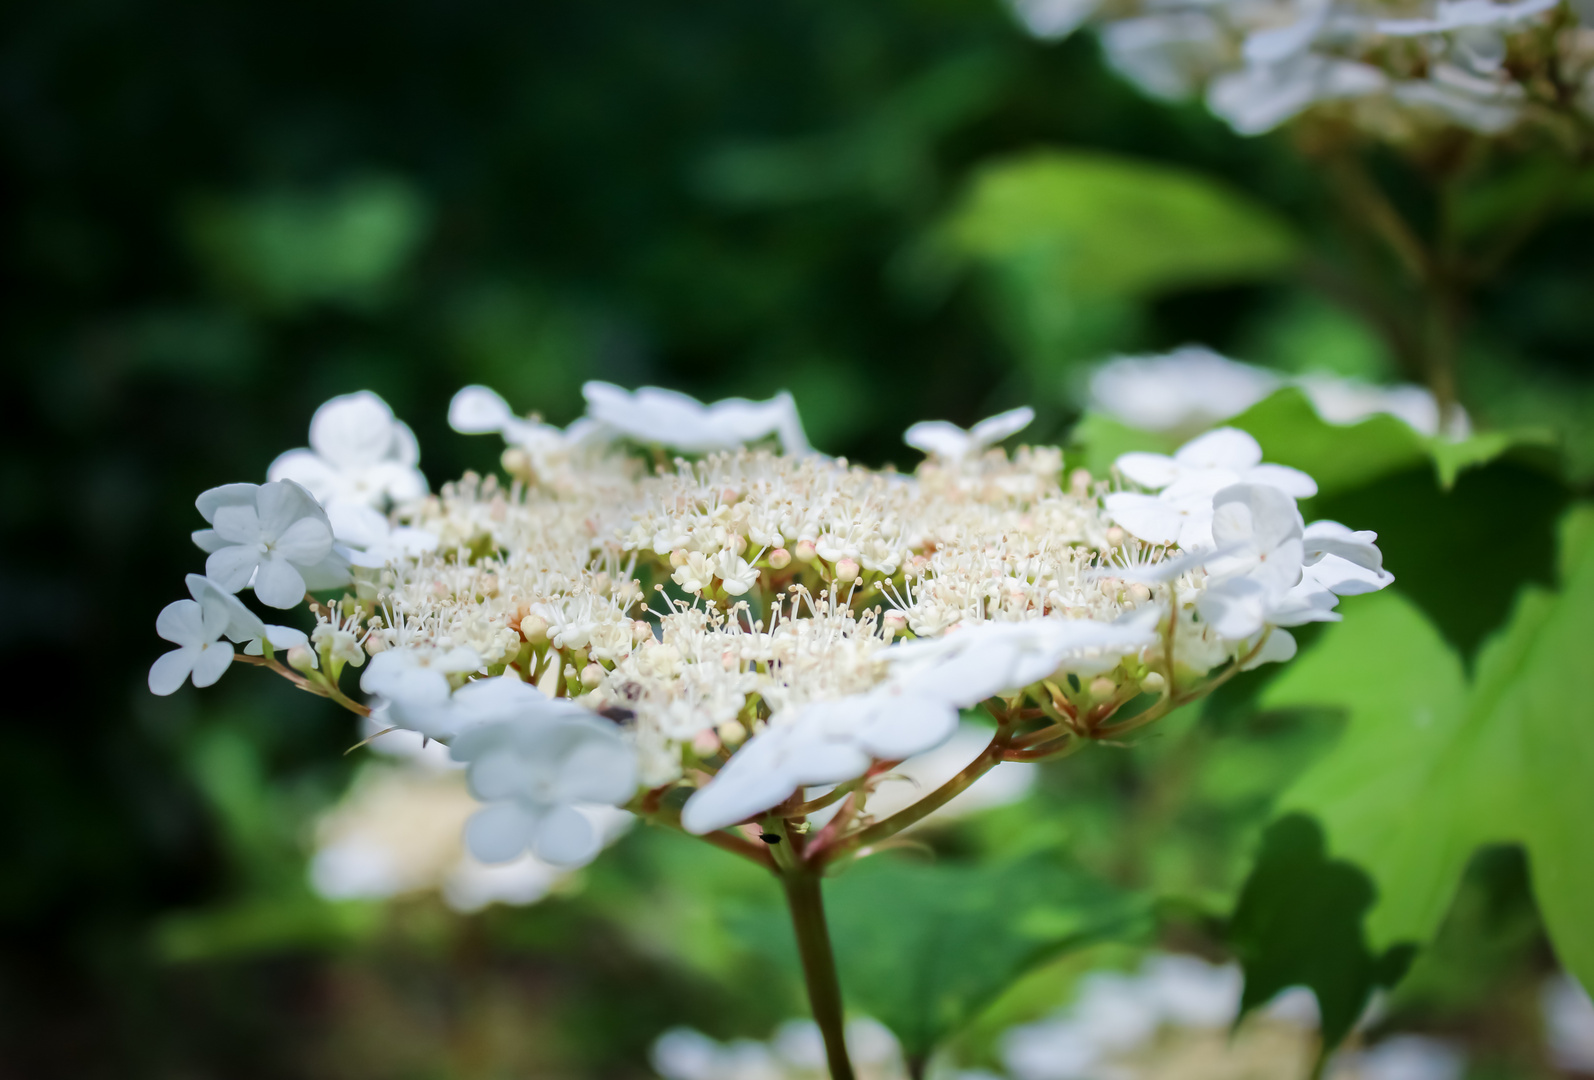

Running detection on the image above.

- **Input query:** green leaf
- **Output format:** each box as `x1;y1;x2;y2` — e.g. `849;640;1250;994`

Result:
1229;815;1413;1051
826;856;1150;1056
946;151;1299;300
1258;505;1594;997
734;855;1150;1058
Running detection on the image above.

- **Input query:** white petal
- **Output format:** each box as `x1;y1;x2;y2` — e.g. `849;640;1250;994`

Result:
266;449;340;503
1211;483;1303;552
1115;452;1180;489
1174;427;1262;470
903;421;972;460
1302;554;1393;596
468;751;527;802
205;545;260;593
188;573;266;643
155;599;206;647
1242;628;1298;670
298;551;352;591
194;483;259;525
1104;492;1186;546
449;385;516;434
532;804;601;867
1303;520;1383;571
191;528;229;554
274;515;334;565
556;736;640;805
857;696;959;761
309;391;399;468
252;556;308;608
196;584;235;642
784;738;874;787
1196;577;1270;639
189;642;234;687
464;803;537;864
211;504;263;545
1243;463;1318;499
256;480;324;539
968;406;1035;449
148;647;197;695
264;624;309;649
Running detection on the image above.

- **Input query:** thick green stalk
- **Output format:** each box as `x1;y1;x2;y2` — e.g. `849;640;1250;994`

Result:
781;871;856;1080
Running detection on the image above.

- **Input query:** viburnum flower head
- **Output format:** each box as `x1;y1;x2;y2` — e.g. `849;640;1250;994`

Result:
192;480;349;607
267;390;427;510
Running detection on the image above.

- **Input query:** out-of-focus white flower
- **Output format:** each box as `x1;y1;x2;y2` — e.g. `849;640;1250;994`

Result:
1142;953;1244;1028
326;503;439;568
1296;373;1463;437
149;574;306;694
904;406;1036;462
1376;0;1559;76
451;705;639;866
1008;0;1105;39
360;646;485;740
1344;1036;1467;1080
268;391;427;510
448;385;597;454
582;381;811;455
1089;348;1280;434
1101;14;1231;100
1389;64;1525;131
652;1020;901;1080
1208;53;1389;135
192;480;347;607
1543;974;1594;1073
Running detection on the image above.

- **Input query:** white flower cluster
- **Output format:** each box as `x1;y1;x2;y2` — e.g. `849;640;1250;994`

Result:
1011;0;1592;136
150;382;1392;877
1089;347;1470;440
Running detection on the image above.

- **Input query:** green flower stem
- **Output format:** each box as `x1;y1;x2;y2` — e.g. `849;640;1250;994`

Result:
780;868;856;1080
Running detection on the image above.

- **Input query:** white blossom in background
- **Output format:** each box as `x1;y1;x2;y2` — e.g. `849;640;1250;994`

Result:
904;406;1035;461
192;480;347;607
583;380;812;455
1542;973;1594;1073
448;384;599;458
1088;348;1470;438
652;1018;903;1080
268;390;427;510
1009;0;1586;137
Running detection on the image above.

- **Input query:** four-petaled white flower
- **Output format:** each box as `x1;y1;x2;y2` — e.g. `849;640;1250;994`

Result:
268;391;428;510
1196;483;1318;640
452;703;639;866
582;381;811;455
193;481;349;608
1105;428;1316;548
360;646;487;741
904;406;1036;462
150;575;306;695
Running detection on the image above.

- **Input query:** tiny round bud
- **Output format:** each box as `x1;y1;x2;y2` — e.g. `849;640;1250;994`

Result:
520;614;549;644
1088;676;1116;699
563;663;578;679
580;663;605;690
767;547;792;570
364;633;389;656
835;558;860;583
1129;583;1151;604
1069;468;1093;497
501;447;532;476
1141;671;1166;694
883;610;908;638
794;540;816;561
728;533;748;556
1105;526;1126;547
287;645;318;673
718;719;748;748
691;729;721;758
670;548;690;568
632;619;655;643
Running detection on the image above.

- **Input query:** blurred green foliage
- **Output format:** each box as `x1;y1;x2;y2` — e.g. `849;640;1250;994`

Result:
3;0;1592;1076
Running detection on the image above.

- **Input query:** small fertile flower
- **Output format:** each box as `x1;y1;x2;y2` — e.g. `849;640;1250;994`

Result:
903;406;1036;461
267;391;427;510
582;381;811;455
149;575;305;694
451;705;638;865
193;481;347;607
